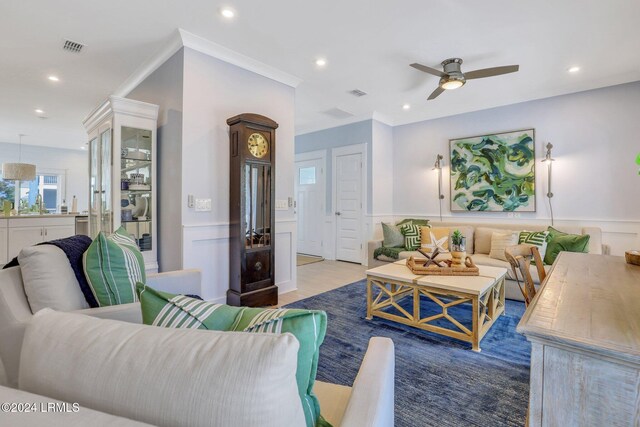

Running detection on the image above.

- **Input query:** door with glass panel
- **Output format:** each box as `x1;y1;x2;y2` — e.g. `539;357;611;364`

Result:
295;158;324;257
88;127;113;238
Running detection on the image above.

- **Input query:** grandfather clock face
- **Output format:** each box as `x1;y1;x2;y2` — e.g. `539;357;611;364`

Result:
247;132;269;159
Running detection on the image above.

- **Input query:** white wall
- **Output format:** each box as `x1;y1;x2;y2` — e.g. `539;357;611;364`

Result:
127;49;184;273
392;81;640;255
0;142;87;212
181;47;297;301
370;120;395;239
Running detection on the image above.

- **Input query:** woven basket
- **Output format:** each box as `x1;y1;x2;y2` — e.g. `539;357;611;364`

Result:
625;250;640;266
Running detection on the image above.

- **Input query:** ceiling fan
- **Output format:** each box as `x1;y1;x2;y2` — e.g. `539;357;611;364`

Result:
410;58;519;100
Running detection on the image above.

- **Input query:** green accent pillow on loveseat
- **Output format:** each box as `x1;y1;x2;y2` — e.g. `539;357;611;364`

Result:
136;283;330;427
544;226;590;265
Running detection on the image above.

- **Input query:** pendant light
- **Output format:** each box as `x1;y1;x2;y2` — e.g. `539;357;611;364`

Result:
2;134;36;181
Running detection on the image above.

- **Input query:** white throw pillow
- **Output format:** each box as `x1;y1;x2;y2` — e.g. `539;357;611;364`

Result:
489;232;518;262
18;245;89;313
19;310;306;427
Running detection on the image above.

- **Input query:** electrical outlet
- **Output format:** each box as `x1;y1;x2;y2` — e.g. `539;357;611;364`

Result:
195;198;212;212
187;194;194;208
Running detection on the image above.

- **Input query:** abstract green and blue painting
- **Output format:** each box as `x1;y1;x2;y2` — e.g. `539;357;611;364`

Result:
450;129;535;212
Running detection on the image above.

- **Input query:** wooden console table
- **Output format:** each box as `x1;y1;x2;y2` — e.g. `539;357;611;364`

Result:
517;252;640;426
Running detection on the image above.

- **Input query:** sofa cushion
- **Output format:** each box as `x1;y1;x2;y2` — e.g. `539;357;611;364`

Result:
19;309;306;427
400;223;421;251
83;226;146;307
489;232;518;262
18;245;89;313
0;385;153;426
137;284;326;427
472;254;550;284
544;227;590;265
475;227;518;254
381;222;404;248
420;227;449;252
518;230;550;261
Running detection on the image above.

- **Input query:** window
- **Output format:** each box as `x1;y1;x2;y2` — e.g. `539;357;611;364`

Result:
1;172;65;214
299;166;316;185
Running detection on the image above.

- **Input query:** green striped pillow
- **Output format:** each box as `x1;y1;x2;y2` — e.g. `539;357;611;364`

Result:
83;226;146;307
518;230;550;261
400;223;421;250
136;284;329;427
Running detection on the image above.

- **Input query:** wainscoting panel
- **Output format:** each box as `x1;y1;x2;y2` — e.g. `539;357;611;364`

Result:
182;219;297;303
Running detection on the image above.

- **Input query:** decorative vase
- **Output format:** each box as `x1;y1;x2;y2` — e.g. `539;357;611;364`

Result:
450;237;466;266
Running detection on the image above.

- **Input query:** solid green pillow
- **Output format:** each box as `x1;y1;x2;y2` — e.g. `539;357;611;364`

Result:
381;222;404;248
136;284;329;427
544;227;590;265
83;226;145;306
400;223;421;250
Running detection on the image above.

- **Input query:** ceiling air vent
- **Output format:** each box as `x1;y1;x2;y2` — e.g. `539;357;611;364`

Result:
349;89;367;97
323;108;355;119
63;39;84;53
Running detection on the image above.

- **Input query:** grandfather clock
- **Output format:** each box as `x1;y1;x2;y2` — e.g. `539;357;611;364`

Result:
227;113;278;307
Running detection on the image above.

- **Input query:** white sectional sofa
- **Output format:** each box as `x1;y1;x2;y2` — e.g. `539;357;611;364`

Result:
0;265;395;427
368;221;607;301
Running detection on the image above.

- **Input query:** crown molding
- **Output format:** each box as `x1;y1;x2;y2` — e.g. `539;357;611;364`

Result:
179;29;302;88
114;31;184;97
295;110;397;136
114;29;302;98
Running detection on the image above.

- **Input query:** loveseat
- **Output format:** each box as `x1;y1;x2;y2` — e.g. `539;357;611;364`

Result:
0;264;395;427
368;221;608;301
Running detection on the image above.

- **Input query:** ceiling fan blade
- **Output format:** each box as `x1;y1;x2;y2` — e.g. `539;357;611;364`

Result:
427;86;445;100
464;65;519;80
410;63;446;78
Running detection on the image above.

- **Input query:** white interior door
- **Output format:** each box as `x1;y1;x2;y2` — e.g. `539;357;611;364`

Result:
335;153;362;263
295;158;324;256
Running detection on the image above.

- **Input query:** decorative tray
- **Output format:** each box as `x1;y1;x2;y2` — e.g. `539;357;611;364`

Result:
406;255;479;276
625;250;640;266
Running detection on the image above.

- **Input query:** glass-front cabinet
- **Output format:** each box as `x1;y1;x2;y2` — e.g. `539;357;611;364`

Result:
83;96;159;272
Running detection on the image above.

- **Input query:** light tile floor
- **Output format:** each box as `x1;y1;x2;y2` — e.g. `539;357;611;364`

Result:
278;260;368;307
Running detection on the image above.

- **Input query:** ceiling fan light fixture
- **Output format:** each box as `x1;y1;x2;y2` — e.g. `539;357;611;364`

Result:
440;78;465;90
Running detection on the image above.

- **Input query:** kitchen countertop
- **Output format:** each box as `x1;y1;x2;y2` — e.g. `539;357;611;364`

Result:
2;214;85;219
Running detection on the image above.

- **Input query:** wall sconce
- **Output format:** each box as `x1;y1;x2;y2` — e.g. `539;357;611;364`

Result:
541;143;555;225
433;154;444;221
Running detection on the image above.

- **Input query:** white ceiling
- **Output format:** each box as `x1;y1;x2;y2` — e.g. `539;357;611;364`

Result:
1;0;639;149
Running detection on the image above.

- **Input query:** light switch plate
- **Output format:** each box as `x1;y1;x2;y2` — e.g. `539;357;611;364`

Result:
275;199;288;210
195;198;212;212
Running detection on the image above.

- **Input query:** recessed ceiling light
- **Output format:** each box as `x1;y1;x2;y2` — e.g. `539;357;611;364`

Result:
220;8;235;18
48;75;60;82
80;146;86;150
315;58;327;67
567;66;580;73
34;109;44;114
402;103;411;110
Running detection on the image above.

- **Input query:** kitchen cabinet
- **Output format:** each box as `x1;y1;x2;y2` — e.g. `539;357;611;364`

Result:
83;96;159;272
5;216;76;260
0;220;7;265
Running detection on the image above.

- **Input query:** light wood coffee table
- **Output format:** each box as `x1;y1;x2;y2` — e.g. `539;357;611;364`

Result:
366;259;507;351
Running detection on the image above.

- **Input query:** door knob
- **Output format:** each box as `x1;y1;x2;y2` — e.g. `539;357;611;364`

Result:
335;212;341;216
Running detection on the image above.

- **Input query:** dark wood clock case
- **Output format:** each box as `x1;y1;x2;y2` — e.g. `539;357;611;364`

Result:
227;113;278;307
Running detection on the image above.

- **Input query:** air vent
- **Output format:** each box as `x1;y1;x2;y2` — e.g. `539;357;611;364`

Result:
323;108;355;119
63;39;84;53
349;89;367;97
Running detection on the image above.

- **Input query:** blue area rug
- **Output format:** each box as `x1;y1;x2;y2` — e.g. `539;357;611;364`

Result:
286;279;530;427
